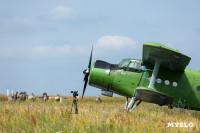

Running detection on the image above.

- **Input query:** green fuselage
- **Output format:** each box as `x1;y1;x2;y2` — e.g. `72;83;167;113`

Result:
89;59;200;110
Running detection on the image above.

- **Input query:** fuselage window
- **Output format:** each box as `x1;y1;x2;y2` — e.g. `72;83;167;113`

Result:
197;86;200;91
165;80;170;85
173;82;178;87
156;78;162;83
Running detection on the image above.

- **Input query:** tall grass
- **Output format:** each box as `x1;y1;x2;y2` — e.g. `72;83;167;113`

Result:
0;94;7;101
0;97;199;133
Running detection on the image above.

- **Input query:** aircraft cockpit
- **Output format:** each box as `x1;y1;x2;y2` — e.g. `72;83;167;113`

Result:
118;59;144;72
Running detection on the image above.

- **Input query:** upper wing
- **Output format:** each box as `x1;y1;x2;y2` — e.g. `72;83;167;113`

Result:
142;42;191;71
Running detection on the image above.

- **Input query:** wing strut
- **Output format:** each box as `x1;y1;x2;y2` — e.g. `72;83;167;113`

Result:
147;56;167;89
148;59;161;89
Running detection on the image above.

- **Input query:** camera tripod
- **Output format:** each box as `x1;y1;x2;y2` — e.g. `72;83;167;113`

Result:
70;97;78;114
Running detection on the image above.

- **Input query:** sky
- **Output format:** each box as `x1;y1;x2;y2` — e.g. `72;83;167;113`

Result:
0;0;200;96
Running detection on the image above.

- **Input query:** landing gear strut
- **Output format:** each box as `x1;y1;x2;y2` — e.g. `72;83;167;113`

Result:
129;100;142;112
124;97;128;109
125;97;142;112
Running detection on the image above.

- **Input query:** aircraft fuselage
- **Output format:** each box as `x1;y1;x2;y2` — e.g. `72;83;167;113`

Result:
89;59;200;110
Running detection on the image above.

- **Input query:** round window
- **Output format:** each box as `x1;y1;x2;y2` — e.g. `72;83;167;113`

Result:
173;82;178;87
165;80;170;85
156;78;162;83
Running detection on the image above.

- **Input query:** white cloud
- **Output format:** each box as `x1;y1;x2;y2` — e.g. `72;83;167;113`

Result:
95;35;137;50
0;45;89;58
30;45;92;58
0;17;35;32
13;17;34;25
31;45;72;57
0;48;16;57
0;36;137;58
0;47;27;57
0;45;73;58
41;6;77;20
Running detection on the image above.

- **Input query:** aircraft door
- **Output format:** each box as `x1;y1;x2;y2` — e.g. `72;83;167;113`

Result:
112;68;128;94
112;60;143;96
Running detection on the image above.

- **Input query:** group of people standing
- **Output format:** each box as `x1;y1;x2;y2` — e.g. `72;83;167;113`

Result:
10;92;61;102
10;92;102;103
11;91;31;102
41;93;61;102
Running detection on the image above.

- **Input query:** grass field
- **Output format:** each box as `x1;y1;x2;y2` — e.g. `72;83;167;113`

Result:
0;96;200;133
0;94;7;101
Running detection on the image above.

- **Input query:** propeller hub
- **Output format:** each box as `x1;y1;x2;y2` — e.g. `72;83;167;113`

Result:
83;69;86;74
83;68;89;75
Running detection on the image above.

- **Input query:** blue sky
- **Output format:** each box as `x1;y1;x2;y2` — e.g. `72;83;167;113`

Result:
0;0;200;96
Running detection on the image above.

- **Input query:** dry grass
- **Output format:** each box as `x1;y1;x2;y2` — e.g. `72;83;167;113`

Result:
0;94;7;101
0;96;199;133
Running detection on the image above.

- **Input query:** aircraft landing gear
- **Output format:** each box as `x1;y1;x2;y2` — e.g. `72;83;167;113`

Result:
124;97;128;109
126;97;142;112
129;100;142;112
127;97;136;110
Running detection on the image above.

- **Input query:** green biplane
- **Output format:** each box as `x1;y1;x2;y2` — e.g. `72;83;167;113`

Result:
82;42;200;111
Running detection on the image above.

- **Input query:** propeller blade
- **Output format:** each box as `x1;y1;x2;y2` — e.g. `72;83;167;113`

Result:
82;76;88;98
83;72;89;81
88;46;93;71
82;46;93;99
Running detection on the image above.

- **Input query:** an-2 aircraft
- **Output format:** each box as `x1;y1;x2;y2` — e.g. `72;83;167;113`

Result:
82;42;200;111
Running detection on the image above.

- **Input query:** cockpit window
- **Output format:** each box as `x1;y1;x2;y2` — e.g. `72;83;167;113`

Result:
118;59;144;73
118;60;130;67
128;62;141;69
126;60;143;72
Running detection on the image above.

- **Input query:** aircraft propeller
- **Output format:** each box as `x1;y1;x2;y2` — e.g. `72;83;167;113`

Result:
82;46;93;99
